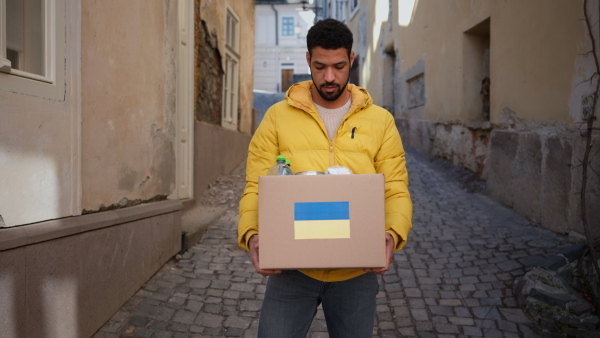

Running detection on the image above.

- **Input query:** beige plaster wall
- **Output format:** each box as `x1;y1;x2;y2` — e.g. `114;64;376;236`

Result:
388;0;598;236
81;1;178;211
192;122;251;201
0;93;77;226
390;0;490;122
199;0;255;134
234;1;256;134
0;1;79;227
349;0;587;126
1;2;192;337
491;0;586;125
390;0;587;126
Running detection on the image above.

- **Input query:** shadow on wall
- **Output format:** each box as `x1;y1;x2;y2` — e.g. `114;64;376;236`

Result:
253;90;285;128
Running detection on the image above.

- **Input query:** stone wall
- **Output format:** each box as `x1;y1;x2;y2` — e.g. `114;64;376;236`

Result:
396;116;600;238
487;129;599;237
195;19;223;125
396;118;491;176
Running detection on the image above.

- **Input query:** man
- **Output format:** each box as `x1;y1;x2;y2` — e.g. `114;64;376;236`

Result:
238;18;412;337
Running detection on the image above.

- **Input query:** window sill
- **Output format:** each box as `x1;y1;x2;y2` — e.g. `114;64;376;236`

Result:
0;57;11;73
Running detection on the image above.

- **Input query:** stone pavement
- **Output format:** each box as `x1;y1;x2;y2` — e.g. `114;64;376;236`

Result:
94;148;574;338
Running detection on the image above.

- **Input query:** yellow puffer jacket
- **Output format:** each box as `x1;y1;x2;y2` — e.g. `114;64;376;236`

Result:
238;81;412;282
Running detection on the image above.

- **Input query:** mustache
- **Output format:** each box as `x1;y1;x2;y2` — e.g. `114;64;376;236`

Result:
320;82;340;87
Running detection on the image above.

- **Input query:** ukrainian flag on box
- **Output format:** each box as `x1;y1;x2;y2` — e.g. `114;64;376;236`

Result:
294;201;350;240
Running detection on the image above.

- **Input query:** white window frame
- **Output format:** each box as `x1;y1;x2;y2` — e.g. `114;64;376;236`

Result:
349;0;359;20
222;5;240;130
281;16;294;37
0;0;65;100
174;0;194;200
334;0;347;22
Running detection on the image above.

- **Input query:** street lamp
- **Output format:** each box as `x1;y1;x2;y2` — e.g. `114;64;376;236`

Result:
300;0;322;21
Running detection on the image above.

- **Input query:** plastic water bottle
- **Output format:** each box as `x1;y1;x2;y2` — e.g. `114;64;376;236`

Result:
267;155;294;175
283;159;293;174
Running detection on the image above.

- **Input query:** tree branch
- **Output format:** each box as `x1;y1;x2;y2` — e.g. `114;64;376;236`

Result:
581;0;600;298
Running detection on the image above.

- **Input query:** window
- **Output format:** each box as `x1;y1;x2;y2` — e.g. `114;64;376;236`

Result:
407;74;425;108
222;6;240;130
226;7;239;52
0;0;65;100
334;0;347;22
349;0;359;18
282;17;294;36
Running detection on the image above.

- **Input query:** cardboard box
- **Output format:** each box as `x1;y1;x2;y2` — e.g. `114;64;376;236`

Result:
258;174;385;270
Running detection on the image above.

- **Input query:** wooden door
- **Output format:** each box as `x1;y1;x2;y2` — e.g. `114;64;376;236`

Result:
281;69;294;92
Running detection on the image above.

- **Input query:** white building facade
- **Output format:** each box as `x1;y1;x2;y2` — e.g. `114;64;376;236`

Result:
254;1;317;93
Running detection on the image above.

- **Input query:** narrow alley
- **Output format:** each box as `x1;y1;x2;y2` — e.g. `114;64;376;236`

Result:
2;2;598;337
93;147;572;338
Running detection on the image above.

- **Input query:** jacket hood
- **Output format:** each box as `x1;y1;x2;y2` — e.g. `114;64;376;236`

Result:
284;81;373;116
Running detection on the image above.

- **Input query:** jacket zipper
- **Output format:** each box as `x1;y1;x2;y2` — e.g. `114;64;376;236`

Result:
299;95;369;169
328;100;368;168
329;142;335;167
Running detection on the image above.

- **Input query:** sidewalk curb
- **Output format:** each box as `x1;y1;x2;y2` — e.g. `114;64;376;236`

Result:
181;204;228;253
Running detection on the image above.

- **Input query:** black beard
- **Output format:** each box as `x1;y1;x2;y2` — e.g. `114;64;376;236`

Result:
311;76;349;102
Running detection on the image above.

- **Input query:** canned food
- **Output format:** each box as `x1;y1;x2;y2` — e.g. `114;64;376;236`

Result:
295;171;325;175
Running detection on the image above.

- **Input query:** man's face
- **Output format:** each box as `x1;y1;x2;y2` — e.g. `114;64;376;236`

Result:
306;47;354;104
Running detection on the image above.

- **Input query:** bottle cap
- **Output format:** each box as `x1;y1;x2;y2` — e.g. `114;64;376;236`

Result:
276;155;286;161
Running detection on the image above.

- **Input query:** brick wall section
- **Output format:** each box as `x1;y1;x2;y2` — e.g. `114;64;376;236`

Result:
195;3;223;125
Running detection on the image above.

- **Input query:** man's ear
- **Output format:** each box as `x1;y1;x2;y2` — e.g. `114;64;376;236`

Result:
350;51;355;67
306;51;311;66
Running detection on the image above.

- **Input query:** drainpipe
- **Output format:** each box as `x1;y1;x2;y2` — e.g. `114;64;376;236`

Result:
271;4;279;46
271;4;280;91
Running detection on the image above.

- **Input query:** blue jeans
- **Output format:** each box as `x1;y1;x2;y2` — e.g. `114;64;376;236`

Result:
258;270;379;338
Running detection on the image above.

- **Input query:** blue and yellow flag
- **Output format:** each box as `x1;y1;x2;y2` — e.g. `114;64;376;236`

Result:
294;201;351;240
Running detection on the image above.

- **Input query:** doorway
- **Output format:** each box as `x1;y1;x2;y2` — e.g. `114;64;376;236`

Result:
464;18;491;122
281;68;294;93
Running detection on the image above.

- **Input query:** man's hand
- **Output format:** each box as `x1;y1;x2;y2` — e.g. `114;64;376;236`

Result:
364;232;395;274
248;235;282;277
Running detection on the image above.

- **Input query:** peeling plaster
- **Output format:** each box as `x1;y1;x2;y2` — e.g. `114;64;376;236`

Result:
496;107;571;134
139;176;151;191
118;165;138;192
157;139;176;193
199;0;215;11
432;122;491;175
81;195;167;215
195;19;223;124
151;124;166;150
150;124;176;193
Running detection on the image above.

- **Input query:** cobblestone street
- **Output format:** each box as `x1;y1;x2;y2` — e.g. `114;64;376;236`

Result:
94;147;573;338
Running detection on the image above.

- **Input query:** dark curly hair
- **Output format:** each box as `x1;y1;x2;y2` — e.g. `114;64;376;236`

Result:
307;18;353;57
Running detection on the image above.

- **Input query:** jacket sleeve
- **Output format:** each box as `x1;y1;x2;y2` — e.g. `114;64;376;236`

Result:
374;113;413;252
238;106;281;251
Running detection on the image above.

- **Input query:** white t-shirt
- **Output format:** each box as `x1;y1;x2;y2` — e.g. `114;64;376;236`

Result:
314;97;352;142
